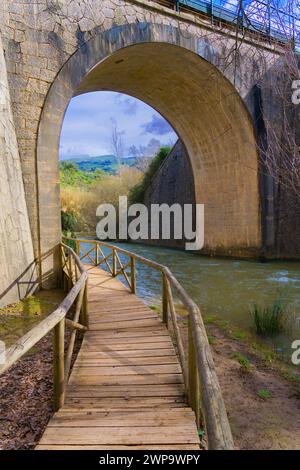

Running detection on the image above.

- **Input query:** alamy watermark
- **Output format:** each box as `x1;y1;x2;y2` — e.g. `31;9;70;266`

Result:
96;196;204;251
291;340;300;365
291;80;300;104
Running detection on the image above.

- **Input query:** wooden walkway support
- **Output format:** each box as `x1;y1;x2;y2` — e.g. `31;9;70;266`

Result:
37;266;200;449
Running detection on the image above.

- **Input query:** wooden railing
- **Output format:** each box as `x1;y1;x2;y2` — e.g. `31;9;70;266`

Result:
0;243;88;411
64;237;234;450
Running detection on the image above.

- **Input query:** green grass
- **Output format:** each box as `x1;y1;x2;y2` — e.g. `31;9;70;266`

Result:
230;352;252;370
230;330;247;341
250;292;287;336
203;315;216;324
149;304;160;314
257;389;271;399
207;335;215;345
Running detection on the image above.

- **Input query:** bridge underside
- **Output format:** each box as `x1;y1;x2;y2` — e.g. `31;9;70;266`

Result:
75;43;261;257
37;30;261;287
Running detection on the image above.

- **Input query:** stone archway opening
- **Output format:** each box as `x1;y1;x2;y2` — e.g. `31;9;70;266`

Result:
37;29;260;286
59;90;183;244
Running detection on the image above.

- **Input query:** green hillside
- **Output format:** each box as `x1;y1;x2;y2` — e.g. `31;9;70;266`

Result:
61;155;140;174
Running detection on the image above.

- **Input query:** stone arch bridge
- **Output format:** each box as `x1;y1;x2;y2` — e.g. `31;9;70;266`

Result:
0;0;298;307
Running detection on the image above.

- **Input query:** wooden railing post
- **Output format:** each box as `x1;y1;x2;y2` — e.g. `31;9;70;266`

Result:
130;257;136;294
68;249;72;289
75;239;79;256
162;272;168;326
53;318;65;411
112;249;116;277
57;245;63;289
63;272;68;292
188;315;200;428
95;242;98;266
64;286;85;384
81;280;89;329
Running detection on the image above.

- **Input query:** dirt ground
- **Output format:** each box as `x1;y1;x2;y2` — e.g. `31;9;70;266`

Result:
198;324;300;450
0;336;53;449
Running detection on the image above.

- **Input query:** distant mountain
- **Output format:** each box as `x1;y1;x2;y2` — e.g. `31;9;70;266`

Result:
60;154;142;174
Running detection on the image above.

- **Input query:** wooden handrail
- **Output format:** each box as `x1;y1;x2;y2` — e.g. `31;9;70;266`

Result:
0;243;88;412
63;237;234;450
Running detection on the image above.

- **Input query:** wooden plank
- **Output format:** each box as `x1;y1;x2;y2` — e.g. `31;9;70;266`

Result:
88;303;149;311
70;364;182;376
36;445;200;450
77;349;176;359
79;335;171;344
74;356;179;366
82;338;173;347
86;328;169;338
54;408;195;417
88;319;162;330
68;373;184;386
66;384;185;398
63;398;187;408
81;342;173;351
39;426;200;445
49;412;192;427
88;313;159;323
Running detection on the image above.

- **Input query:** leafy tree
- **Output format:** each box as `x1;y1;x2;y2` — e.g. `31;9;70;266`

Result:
59;161;105;187
129;146;171;204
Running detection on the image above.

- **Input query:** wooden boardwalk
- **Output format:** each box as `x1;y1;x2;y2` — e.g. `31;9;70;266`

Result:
37;266;200;450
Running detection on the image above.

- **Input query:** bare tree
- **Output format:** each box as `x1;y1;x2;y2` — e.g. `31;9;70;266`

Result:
110;118;124;169
211;0;300;197
262;43;300;198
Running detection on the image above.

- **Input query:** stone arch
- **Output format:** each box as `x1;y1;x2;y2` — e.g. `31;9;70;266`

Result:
37;22;260;284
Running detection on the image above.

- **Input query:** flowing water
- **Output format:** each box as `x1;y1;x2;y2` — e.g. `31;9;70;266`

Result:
101;242;300;361
2;240;300;363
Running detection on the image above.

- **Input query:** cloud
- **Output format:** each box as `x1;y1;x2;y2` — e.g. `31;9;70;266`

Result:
115;93;138;116
142;115;173;136
59;91;177;159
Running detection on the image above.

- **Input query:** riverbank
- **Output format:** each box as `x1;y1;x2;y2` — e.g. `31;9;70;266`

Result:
178;315;300;449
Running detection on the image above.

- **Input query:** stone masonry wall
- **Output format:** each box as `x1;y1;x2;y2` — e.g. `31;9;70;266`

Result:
0;31;36;307
142;141;195;249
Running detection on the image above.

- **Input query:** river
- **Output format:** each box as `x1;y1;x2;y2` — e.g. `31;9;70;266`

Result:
1;240;300;362
105;242;300;361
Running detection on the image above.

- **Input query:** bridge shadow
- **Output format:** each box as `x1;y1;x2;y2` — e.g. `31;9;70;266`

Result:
0;259;39;306
0;246;62;307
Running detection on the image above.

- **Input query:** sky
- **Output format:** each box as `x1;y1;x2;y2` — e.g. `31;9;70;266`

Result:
59;91;177;159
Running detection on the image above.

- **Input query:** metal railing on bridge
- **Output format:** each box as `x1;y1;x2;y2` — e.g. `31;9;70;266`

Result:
156;0;300;49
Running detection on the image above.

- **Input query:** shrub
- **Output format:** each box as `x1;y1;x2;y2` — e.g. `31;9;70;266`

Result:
59;161;105;187
60;167;142;233
250;292;287;336
129;146;171;204
257;389;271;399
61;210;78;232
